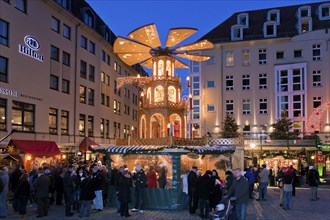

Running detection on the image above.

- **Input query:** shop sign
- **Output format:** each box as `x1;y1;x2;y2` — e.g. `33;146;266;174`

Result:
18;35;44;62
0;87;18;97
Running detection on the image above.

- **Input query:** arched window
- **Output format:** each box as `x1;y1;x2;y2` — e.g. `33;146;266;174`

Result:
168;86;176;103
158;60;164;77
153;62;157;77
154;86;164;102
166;60;172;77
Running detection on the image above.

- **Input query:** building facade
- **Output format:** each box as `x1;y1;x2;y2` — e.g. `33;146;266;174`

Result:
0;0;145;152
188;2;330;143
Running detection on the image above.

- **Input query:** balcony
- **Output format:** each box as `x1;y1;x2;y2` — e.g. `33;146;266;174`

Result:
141;100;187;110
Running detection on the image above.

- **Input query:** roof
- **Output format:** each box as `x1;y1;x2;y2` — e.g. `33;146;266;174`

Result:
91;145;236;154
79;137;99;152
200;1;330;43
9;139;61;156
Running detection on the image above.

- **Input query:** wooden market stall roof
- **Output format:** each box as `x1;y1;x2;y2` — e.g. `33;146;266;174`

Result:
79;137;99;152
92;145;236;154
9;139;61;156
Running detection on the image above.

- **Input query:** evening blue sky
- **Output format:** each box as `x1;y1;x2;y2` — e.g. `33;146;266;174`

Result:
86;0;325;94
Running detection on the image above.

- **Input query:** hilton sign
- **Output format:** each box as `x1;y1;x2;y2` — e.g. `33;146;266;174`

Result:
18;35;44;62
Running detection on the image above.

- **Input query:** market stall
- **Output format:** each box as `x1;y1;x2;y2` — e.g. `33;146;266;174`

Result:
92;144;235;210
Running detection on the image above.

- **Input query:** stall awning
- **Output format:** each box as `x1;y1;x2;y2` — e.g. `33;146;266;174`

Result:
79;137;99;152
92;145;235;154
9;139;61;156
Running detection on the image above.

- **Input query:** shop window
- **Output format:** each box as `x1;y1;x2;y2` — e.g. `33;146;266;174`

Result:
242;50;250;66
62;79;70;94
0;98;6;130
50;75;59;90
12;100;35;132
63;24;71;39
79;114;85;136
79;85;86;103
0;19;9;46
16;0;27;13
0;56;8;82
312;70;322;87
51;16;60;33
88;115;94;137
49;108;58;134
61;110;69;135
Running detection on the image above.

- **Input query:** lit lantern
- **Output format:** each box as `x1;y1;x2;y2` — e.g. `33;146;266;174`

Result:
186;76;190;88
62;155;67;159
26;154;32;161
189;94;192;109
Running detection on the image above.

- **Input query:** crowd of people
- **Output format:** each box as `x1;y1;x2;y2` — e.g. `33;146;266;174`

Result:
0;160;322;220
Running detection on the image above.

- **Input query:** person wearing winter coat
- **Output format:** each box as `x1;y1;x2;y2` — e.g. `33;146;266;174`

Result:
17;173;30;218
34;168;50;218
308;165;320;201
147;166;157;188
244;166;255;199
282;167;294;210
63;165;75;217
196;170;213;219
91;165;104;211
188;166;198;215
118;169;132;217
10;164;23;212
210;169;222;210
79;173;95;218
54;169;64;206
131;165;147;214
0;166;9;218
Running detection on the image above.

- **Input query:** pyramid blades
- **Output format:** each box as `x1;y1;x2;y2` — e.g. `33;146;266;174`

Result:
165;28;197;48
114;36;152;54
117;53;152;66
175;39;214;51
128;23;161;48
140;58;153;69
173;57;189;68
175;53;212;62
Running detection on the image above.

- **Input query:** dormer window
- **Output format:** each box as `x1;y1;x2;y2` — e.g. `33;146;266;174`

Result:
318;3;330;20
267;9;280;24
263;21;277;38
298;17;312;33
231;25;243;41
237;13;249;28
298;6;311;18
83;10;94;29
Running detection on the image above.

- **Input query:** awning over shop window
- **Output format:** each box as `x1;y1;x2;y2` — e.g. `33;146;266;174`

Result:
79;137;99;152
92;145;235;154
9;139;61;156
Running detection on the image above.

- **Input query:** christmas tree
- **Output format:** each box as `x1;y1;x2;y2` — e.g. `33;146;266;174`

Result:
221;114;239;138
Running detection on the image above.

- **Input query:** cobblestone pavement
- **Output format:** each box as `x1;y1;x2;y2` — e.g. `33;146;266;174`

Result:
5;187;330;220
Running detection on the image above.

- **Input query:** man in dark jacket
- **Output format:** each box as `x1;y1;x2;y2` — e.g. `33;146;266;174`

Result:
131;165;146;214
91;164;103;211
10;164;22;212
224;168;249;220
188;166;198;214
308;165;320;201
34;168;50;218
196;170;213;219
118;169;132;217
63;165;74;217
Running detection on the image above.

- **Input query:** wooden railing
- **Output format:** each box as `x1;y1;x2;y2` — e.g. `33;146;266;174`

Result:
141;100;186;110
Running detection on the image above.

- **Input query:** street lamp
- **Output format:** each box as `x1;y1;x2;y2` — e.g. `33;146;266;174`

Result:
250;143;256;165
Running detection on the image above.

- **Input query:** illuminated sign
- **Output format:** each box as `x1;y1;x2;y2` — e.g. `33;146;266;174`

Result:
18;35;44;62
0;87;18;97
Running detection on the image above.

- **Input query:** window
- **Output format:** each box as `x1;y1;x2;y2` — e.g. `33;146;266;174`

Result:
62;79;70;93
62;51;70;66
105;119;109;138
237;13;249;28
88;64;95;82
79;114;85;136
113;122;117;137
106;75;110;85
117;101;121;114
0;19;9;46
259;73;267;89
55;0;70;9
264;22;277;37
101;93;105;105
231;25;243;41
294;49;302;58
114;62;117;72
101;72;105;83
118;65;121;75
61;110;69;134
114;80;117;94
192;76;200;96
15;0;27;13
242;50;250;66
293;95;303;117
88;88;94;106
0;56;8;82
189;59;200;73
106;55;110;65
207;57;215;65
226;76;234;91
100;118;104;137
313;70;322;87
79;85;86;103
268;10;280;23
207;81;215;88
88;116;93;137
80;60;87;78
106;96;110;107
242;99;250;115
50;45;59;61
298;17;312;33
292;68;303;91
12;101;35;132
313;97;322;108
298;6;311;18
278;70;288;92
276;51;284;59
84;10;94;28
0;98;6;130
63;24;71;39
113;100;117;113
242;75;250;90
259;99;268;114
51;17;60;33
319;3;330;20
89;41;95;54
258;49;267;64
225;50;234;67
49;108;58;134
80;36;87;49
312;44;321;61
207;104;215;112
50;75;59;90
101;50;106;61
226;100;234;115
